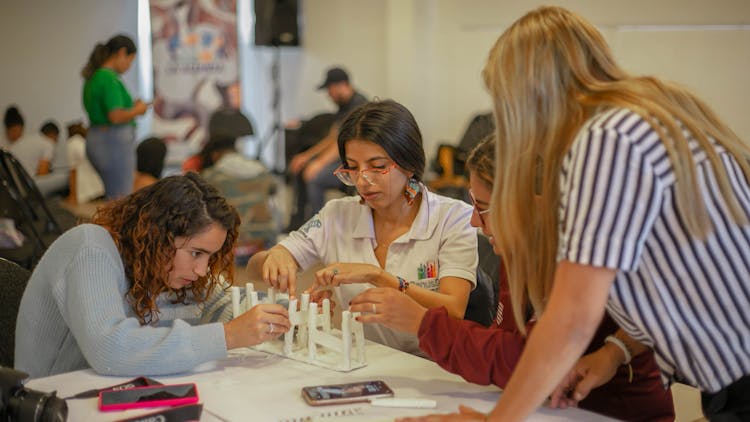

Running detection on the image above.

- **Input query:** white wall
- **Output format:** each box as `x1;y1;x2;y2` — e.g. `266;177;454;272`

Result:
372;0;750;160
0;0;139;137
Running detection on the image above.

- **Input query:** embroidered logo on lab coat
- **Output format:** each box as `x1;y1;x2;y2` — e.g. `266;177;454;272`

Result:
300;217;322;236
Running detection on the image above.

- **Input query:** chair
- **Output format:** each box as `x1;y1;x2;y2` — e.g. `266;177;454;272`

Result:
0;178;47;269
464;233;501;327
0;257;32;367
0;149;65;269
456;112;495;155
427;112;495;200
201;168;278;247
0;149;62;235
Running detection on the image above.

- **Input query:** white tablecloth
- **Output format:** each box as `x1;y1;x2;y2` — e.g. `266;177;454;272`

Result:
27;341;614;421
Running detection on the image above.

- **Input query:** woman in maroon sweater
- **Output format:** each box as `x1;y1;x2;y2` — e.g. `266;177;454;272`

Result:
349;137;674;421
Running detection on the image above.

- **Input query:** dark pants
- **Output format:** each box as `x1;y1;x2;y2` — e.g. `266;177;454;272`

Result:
702;375;750;421
286;170;313;232
286;160;344;231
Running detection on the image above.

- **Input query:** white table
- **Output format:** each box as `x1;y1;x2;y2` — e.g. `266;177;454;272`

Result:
27;342;614;421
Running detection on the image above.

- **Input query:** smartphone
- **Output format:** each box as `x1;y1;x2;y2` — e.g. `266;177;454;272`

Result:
116;403;203;422
301;380;394;406
99;383;199;411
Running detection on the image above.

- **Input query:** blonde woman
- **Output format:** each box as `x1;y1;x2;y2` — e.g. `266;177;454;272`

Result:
405;6;750;422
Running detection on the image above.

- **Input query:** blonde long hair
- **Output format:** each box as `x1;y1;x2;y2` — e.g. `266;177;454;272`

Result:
482;6;750;334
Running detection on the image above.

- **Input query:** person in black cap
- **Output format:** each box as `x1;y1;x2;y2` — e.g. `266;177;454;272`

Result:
285;66;368;231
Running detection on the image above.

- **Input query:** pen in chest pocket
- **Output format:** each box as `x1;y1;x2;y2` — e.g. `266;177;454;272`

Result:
417;261;437;279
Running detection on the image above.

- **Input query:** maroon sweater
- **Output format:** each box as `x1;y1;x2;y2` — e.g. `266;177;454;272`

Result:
418;271;674;421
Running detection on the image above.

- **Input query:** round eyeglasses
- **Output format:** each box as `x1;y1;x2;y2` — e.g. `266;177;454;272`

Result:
469;190;491;226
333;163;397;186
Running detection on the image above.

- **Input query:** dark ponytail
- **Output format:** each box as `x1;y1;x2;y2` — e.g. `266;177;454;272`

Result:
81;34;137;80
81;43;108;80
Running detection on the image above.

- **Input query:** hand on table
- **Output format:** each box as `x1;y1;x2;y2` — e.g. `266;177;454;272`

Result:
549;342;623;408
396;405;487;421
224;304;290;349
348;287;427;335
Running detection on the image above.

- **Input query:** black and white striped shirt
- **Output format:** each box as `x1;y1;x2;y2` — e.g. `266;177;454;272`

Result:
558;107;750;393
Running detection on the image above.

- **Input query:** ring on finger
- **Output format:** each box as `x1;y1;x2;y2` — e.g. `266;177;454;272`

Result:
268;323;275;334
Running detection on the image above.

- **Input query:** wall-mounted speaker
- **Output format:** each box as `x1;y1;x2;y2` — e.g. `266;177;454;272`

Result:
254;0;301;46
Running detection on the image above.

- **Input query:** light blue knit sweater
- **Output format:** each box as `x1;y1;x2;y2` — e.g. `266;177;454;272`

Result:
15;224;233;379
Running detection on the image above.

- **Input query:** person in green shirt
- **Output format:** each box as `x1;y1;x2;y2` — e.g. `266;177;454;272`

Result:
81;34;148;199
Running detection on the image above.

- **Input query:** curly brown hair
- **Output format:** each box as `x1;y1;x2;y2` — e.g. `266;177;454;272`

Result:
92;172;240;325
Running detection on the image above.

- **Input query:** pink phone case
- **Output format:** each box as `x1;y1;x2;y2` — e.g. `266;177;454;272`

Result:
98;383;199;411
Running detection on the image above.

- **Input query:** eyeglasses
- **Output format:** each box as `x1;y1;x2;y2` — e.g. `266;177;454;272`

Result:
333;163;397;186
469;190;491;226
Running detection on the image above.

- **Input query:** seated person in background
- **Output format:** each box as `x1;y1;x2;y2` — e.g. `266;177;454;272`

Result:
201;136;266;178
1;105;53;176
181;150;203;173
35;120;71;197
66;122;105;204
248;100;477;356
133;136;167;191
181;136;216;174
183;134;257;176
15;173;290;378
201;136;277;248
40;122;60;141
285;66;368;231
182;107;255;174
348;136;674;421
40;121;66;171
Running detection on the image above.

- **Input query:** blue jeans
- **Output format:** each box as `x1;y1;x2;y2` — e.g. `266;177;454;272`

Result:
86;125;135;199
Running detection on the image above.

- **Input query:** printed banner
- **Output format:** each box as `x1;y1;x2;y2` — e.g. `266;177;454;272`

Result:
149;0;240;162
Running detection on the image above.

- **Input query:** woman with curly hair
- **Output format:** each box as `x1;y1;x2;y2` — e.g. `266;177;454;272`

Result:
15;173;290;378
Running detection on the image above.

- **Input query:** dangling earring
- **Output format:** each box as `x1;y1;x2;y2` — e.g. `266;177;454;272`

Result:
404;177;421;205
